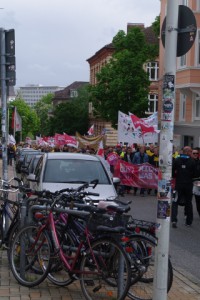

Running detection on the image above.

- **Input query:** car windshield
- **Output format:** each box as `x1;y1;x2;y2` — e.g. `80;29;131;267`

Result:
43;159;111;184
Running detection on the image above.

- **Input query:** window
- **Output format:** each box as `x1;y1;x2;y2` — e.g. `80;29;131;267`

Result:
184;136;193;148
44;159;110;184
70;89;78;98
179;93;186;121
89;102;93;114
197;0;200;11
194;94;200;119
179;54;186;67
146;62;159;81
148;94;158;113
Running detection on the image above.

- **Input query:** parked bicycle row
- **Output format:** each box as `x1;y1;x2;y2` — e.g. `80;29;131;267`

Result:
0;177;173;300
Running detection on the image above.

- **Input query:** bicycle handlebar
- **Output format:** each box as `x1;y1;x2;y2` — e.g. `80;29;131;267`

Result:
0;177;23;193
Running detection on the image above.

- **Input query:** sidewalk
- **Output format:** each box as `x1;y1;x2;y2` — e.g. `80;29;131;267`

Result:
0;162;200;299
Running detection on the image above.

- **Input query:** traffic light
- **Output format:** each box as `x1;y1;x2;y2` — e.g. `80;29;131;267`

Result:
5;29;16;86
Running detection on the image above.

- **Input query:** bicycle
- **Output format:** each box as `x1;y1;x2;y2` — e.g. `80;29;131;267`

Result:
28;189;173;300
94;200;174;300
30;185;174;300
8;182;173;300
0;177;23;248
9;187;132;300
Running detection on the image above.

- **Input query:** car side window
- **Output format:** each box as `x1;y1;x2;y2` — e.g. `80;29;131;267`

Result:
34;156;44;180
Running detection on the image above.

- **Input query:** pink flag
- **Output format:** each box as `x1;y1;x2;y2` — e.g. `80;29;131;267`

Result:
63;133;78;147
97;140;104;157
87;124;94;135
130;114;156;134
11;107;22;132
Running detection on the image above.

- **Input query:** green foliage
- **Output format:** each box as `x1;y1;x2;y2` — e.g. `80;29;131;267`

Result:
34;93;54;136
8;99;40;142
89;26;157;128
48;86;89;136
152;15;160;38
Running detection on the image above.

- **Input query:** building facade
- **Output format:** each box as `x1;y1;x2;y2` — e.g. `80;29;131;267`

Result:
159;0;200;148
87;44;118;146
16;85;64;107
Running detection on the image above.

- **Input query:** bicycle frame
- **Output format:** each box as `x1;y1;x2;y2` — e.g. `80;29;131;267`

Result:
38;209;104;275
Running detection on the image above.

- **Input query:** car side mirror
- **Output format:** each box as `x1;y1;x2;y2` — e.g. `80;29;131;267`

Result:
113;177;120;184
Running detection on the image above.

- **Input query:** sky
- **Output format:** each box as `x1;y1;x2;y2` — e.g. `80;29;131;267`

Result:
1;0;160;88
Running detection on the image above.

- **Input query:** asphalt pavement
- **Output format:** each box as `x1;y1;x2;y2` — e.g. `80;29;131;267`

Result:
0;160;200;299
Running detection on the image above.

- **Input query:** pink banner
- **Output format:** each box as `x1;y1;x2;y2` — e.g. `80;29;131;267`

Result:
106;153;119;166
114;160;158;189
54;133;77;147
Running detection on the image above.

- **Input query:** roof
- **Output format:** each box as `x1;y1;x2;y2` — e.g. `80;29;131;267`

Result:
87;25;158;63
127;23;158;45
87;43;115;62
53;81;89;101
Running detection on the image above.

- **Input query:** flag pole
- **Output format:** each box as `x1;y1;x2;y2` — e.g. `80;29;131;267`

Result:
20;118;22;142
13;106;16;140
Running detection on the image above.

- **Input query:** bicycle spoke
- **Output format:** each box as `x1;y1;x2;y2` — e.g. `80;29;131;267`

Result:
10;225;51;287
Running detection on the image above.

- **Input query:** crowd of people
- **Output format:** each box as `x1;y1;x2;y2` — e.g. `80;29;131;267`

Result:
104;143;200;228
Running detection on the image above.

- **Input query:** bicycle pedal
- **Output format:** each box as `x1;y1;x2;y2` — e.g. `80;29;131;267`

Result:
71;274;79;280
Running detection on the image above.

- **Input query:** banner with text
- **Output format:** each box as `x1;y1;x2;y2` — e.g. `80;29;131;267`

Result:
114;160;158;189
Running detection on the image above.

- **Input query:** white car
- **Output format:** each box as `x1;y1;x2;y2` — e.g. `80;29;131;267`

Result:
27;152;120;201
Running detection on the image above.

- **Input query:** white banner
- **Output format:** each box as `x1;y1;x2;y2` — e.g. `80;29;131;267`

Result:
117;111;159;145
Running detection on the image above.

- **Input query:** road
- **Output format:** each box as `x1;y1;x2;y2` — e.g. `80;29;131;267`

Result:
119;192;200;283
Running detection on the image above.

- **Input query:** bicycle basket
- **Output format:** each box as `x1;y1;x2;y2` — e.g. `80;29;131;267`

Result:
87;212;125;233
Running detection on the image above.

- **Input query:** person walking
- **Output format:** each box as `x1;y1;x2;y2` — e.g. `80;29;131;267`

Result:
132;145;149;196
192;147;200;217
172;146;196;228
118;147;135;196
7;144;16;166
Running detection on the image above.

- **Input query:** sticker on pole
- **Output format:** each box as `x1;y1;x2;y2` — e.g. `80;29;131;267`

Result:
157;200;170;219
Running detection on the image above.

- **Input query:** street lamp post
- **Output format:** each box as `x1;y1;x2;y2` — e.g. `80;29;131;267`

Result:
20;116;25;143
20;119;22;142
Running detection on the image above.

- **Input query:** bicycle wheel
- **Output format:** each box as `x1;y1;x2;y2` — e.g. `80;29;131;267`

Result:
9;225;52;287
126;235;173;300
80;237;131;300
0;206;5;247
6;221;20;263
47;227;76;286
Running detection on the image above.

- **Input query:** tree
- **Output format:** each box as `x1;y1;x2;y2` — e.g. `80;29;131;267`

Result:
8;99;40;142
152;15;160;38
89;26;158;128
34;93;53;136
48;86;89;136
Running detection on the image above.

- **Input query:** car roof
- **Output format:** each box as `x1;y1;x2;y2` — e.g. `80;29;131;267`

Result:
45;152;100;162
25;151;41;156
21;148;39;152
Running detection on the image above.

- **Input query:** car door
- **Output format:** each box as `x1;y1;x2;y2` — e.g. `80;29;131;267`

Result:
29;155;44;191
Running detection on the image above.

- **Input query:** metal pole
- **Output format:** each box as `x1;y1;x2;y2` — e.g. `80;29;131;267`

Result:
0;28;8;180
153;1;178;299
0;28;9;234
20;118;22;142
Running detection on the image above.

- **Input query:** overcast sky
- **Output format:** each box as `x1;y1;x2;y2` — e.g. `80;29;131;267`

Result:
1;0;160;88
